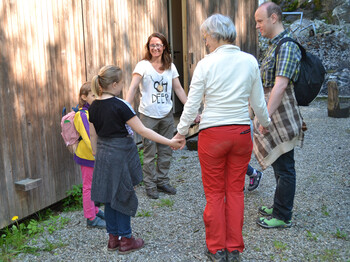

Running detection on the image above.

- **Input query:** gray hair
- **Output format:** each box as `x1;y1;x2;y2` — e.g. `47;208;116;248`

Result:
200;14;236;43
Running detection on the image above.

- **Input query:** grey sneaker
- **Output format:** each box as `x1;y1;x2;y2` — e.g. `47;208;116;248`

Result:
205;248;226;262
248;171;263;191
96;209;105;220
87;216;106;229
227;250;241;262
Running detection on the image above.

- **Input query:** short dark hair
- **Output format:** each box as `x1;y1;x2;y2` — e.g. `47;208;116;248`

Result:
261;2;282;22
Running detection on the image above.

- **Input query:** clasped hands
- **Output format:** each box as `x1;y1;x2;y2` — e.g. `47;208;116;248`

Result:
170;114;201;150
170;133;186;150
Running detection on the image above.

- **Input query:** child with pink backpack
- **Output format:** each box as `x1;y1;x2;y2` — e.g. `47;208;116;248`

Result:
73;82;106;229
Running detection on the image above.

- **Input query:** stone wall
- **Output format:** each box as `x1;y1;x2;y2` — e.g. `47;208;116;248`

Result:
258;0;350;96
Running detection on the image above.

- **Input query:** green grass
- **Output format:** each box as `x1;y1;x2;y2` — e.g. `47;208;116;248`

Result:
273;240;288;251
0;184;80;261
321;205;329;216
136;209;152;217
152;198;175;209
0;213;71;261
334;229;348;240
306;230;318;241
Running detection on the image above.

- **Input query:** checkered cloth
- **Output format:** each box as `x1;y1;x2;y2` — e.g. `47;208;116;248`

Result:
253;30;304;170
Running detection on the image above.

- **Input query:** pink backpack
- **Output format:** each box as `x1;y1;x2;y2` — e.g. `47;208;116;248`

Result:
61;110;80;154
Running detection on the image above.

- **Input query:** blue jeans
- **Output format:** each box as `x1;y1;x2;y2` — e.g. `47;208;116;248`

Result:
246;164;254;176
104;203;132;237
271;149;296;222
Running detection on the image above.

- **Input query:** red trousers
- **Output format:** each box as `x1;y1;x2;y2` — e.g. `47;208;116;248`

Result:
198;125;252;253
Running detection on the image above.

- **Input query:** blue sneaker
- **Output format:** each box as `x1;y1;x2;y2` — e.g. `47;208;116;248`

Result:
87;216;106;229
96;209;105;220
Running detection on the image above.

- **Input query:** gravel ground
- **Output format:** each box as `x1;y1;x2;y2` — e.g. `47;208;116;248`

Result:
16;99;350;262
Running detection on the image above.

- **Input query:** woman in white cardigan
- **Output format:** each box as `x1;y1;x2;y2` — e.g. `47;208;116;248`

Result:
174;14;270;262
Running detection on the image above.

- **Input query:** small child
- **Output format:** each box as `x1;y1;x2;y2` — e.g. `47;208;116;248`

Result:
73;82;106;229
88;65;182;254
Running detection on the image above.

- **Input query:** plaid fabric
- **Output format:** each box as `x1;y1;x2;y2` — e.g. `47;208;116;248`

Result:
253;30;304;170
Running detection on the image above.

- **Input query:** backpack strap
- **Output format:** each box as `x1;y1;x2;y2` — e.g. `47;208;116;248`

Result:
273;37;306;75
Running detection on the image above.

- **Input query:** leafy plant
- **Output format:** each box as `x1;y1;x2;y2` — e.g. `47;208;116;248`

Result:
27;219;44;236
306;230;318;241
334;229;347;240
158;198;175;208
273;240;288;251
136;209;152;217
0;213;70;260
63;184;83;211
321;205;329;216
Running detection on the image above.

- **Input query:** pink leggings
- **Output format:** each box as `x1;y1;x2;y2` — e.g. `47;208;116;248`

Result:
81;166;99;220
198;125;252;253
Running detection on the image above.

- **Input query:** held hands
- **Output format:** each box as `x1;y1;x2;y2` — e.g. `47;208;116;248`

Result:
170;133;186;150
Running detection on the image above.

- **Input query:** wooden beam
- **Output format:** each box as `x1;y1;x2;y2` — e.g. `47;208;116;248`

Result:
328;81;350;118
15;178;42;192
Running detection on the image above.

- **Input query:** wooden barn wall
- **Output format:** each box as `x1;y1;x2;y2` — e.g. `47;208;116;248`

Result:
0;0;85;228
186;0;258;80
82;0;168;102
0;0;169;229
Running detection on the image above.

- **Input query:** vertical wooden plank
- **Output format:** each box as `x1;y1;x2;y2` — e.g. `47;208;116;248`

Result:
35;0;54;209
16;0;38;215
5;0;28;220
0;0;12;227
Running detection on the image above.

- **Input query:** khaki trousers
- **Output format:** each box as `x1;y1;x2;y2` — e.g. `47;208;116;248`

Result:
139;112;174;189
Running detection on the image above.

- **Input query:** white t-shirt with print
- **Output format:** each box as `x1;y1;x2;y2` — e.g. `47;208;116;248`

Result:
133;60;179;118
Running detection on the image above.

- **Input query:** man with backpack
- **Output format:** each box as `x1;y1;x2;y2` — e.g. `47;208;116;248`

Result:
253;2;305;229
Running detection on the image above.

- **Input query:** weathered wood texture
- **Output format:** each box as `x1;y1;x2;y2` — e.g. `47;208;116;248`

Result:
0;0;257;228
0;0;85;228
185;0;258;81
82;0;168;143
328;81;350;118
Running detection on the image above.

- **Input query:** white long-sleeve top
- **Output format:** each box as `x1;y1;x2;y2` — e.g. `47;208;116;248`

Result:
177;44;270;135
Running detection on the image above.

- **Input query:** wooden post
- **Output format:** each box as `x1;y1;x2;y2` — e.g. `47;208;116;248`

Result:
328;81;350;118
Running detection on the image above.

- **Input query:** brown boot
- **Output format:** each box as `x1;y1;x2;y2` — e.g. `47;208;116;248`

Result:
118;236;144;254
107;234;120;251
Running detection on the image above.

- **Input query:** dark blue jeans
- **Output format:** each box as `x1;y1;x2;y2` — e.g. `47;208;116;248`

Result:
246;164;254;176
104;203;132;238
271;149;296;222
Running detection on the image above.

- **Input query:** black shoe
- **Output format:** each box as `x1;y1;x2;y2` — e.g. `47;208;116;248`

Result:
146;188;159;199
227;250;241;262
205;248;226;262
157;184;176;195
